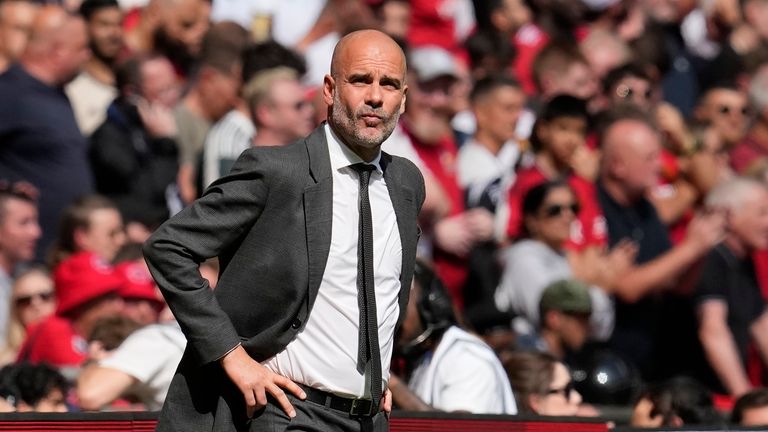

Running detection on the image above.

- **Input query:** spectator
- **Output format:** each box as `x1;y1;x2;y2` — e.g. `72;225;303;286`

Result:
89;54;180;239
151;0;209;77
630;376;720;427
457;75;525;211
517;279;593;362
579;29;633;82
77;311;187;411
373;0;410;41
114;260;163;326
174;27;243;204
602;63;659;111
0;5;94;262
17;251;124;375
49;195;126;268
532;43;599;105
730;65;768;174
0;0;39;73
504;350;583;416
0;363;68;412
390;261;517;414
86;315;141;359
694;82;750;151
597;111;725;380
732;388;768;426
66;0;123;136
0;183;41;347
496;181;618;340
0;268;55;365
694;178;768;396
247;68;314;148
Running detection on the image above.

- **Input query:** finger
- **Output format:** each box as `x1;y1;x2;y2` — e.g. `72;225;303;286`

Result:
267;383;296;418
274;375;306;400
244;388;257;419
382;389;392;416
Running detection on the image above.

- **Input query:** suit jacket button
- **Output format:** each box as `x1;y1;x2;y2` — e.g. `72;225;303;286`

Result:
291;319;301;329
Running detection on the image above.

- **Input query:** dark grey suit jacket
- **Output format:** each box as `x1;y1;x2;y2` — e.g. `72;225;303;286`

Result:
143;125;425;431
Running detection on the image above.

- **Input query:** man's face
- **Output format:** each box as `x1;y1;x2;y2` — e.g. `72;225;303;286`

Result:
538;116;587;166
140;57;180;108
558;312;590;351
0;1;38;62
731;187;768;251
610;75;657;110
745;0;768;40
325;36;407;158
474;85;525;144
616;123;662;195
552;62;598;102
200;64;242;122
0;198;41;267
268;79;315;143
158;0;210;57
699;88;749;145
76;208;126;262
87;6;123;61
57;17;91;84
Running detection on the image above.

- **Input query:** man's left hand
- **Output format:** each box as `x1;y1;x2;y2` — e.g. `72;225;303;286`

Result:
380;388;392;418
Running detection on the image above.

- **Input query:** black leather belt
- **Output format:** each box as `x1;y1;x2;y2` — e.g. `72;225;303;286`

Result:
298;384;378;417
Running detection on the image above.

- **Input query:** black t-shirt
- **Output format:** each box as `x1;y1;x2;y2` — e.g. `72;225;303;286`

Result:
0;65;93;261
693;243;765;391
598;183;678;380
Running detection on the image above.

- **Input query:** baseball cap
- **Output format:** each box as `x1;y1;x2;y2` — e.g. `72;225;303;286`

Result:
409;46;459;83
53;252;123;316
540;279;592;315
114;261;164;306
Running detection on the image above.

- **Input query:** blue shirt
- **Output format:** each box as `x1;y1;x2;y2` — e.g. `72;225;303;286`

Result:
0;64;93;261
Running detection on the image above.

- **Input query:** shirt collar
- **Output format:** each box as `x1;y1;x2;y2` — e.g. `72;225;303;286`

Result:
324;123;383;175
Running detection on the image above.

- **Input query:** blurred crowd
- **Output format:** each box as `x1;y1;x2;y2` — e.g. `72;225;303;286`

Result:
3;0;768;427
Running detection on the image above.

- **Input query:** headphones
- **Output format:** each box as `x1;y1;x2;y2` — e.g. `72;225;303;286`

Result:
404;261;456;353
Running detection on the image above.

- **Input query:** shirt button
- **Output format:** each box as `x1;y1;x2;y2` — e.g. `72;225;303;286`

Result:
291;318;302;329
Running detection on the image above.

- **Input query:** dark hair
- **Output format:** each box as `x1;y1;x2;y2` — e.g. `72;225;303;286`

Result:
50;195;118;268
603;63;651;96
638;377;720;426
197;22;248;76
540;94;589;123
13;363;68;408
465;31;516;79
0;181;37;225
470;74;521;104
412;260;456;336
732;388;768;424
88;315;142;350
504;351;559;414
78;0;119;20
522;180;572;217
115;54;171;96
242;41;307;84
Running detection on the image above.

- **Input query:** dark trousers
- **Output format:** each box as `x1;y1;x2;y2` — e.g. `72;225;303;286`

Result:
249;393;388;432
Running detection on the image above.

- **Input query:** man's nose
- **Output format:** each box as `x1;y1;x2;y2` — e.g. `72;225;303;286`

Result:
366;84;383;108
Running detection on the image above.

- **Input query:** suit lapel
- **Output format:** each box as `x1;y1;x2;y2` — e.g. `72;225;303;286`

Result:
304;126;333;312
382;153;417;323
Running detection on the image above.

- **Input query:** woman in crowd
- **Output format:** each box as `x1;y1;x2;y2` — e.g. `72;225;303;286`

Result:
495;180;614;339
504;351;582;416
0;268;56;364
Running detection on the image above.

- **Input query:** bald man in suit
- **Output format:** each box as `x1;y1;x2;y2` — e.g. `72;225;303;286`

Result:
144;30;424;432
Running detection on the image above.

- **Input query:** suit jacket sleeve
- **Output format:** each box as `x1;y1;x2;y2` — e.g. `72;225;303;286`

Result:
143;148;268;365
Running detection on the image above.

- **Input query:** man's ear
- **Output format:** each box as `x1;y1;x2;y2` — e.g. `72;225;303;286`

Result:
399;85;408;114
323;74;335;107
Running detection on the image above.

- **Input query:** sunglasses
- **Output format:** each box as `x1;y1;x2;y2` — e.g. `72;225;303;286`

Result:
547;380;576;401
15;292;54;307
542;203;580;218
716;105;750;117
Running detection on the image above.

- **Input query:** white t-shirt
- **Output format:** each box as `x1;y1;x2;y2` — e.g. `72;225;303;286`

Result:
99;322;186;410
408;326;517;414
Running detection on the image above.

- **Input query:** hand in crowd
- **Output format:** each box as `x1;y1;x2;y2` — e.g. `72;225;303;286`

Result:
684;208;728;253
220;345;306;419
602;239;639;291
463;208;495;243
569;146;600;182
136;98;178;138
433;214;475;258
656;103;690;155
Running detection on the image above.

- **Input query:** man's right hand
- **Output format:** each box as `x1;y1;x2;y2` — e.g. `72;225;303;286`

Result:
219;345;306;419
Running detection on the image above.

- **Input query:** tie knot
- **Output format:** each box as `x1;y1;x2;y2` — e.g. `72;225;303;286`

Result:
350;163;375;183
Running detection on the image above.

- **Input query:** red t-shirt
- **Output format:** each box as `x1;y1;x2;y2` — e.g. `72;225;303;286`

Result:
730;134;768;174
17;315;87;367
511;23;550;96
408;0;458;53
505;166;606;251
405;125;468;307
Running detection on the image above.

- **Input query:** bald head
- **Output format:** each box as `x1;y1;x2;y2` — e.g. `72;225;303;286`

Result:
601;119;662;200
21;5;89;85
323;29;408;161
330;29;406;81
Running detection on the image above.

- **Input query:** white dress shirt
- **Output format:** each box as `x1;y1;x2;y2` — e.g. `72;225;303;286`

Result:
263;124;402;398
